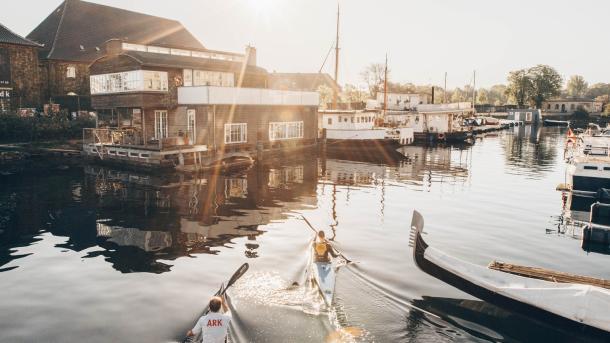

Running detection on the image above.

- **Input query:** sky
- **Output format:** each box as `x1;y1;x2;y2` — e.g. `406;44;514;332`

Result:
1;0;608;89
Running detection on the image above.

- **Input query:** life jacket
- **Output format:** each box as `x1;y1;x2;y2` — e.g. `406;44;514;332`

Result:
314;241;328;257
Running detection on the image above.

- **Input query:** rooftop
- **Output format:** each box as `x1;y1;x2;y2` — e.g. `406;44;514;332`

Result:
27;0;204;62
0;22;41;47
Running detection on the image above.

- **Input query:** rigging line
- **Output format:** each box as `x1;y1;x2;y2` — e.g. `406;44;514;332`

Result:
319;40;336;74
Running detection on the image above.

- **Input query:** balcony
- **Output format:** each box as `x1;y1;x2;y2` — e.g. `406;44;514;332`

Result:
177;86;319;106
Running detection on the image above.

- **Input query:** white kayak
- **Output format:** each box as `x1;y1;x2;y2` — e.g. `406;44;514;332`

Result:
312;261;336;306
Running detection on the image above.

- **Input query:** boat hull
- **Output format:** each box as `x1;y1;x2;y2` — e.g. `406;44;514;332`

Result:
414;131;471;143
410;211;610;339
313;261;335;306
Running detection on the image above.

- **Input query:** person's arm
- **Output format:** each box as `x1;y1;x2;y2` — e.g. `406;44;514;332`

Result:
187;319;202;337
186;330;194;337
328;242;339;258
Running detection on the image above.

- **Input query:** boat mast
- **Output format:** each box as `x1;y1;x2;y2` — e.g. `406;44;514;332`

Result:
472;70;476;108
383;54;388;116
444;72;447;104
333;2;340;109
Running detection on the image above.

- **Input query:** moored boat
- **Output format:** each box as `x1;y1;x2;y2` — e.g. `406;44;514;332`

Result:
544;119;570;127
409;210;610;338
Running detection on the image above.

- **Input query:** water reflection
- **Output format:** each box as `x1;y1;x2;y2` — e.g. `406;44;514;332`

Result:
502;125;561;176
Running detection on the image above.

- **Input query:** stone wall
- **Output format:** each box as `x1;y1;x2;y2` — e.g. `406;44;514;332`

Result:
0;43;41;109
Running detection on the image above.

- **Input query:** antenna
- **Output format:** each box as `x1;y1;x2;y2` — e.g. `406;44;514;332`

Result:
384;54;388;116
332;2;340;109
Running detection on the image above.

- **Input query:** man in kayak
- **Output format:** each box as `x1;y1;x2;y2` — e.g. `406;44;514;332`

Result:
186;295;232;343
314;230;339;262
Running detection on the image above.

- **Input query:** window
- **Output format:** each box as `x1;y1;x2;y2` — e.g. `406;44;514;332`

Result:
143;71;168;91
327;118;332;125
269;121;304;141
191;51;211;58
555;104;559;110
584;166;598;170
525;112;532;122
67;65;76;78
224;123;247;144
154;110;168;139
570;104;575;110
90;70;168;94
187;109;196;142
122;43;146;52
193;70;234;87
183;69;193;87
547;104;551;109
147;46;170;54
171;48;191;56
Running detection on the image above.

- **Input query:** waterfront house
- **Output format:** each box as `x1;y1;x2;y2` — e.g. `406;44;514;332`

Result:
507;109;541;124
374;92;428;111
83;39;319;169
387;103;474;142
26;0;206;112
0;23;42;112
542;98;603;114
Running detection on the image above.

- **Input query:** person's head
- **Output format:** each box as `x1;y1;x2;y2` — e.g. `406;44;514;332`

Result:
317;231;325;239
209;296;222;313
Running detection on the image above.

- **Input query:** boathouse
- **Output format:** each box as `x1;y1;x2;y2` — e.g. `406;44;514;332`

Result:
84;40;319;169
0;23;42;112
542;98;603;114
391;103;474;142
507;109;541;124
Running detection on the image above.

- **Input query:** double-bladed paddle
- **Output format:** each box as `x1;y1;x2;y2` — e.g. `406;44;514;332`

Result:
301;215;353;264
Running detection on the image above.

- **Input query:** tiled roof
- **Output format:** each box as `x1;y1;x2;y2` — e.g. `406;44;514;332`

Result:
0;22;41;47
119;51;268;75
27;0;204;62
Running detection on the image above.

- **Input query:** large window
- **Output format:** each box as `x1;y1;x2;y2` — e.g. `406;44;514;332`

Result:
122;42;244;62
66;65;76;78
90;70;168;94
193;70;234;87
269;121;304;141
154;110;168;139
224;123;247;144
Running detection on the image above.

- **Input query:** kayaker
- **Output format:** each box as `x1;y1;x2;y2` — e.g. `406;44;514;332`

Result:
186;295;232;343
314;230;339;263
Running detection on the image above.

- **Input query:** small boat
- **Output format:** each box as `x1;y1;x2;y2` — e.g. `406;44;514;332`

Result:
543;119;570;127
309;241;336;306
409;210;610;338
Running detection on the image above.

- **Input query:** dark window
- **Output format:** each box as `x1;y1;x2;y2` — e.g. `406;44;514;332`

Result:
584;166;598;170
604;167;610;171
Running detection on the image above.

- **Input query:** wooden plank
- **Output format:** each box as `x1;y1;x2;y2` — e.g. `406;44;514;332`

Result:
488;261;610;290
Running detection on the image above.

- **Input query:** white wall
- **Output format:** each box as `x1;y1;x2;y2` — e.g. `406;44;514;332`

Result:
177;86;319;106
320;112;377;130
326;128;386;140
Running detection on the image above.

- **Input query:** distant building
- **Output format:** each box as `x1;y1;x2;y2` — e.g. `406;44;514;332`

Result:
507;109;541;124
26;0;206;112
268;72;340;94
370;92;428;111
0;22;42;112
542;98;603;113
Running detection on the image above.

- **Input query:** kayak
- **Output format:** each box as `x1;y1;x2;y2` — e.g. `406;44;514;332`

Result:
312;260;336;306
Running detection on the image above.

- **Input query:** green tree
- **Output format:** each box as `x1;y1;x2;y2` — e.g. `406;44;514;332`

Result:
360;63;387;97
528;65;563;108
566;75;588;97
587;83;610;99
489;84;508;105
341;84;368;103
451;88;464;102
317;85;333;109
506;69;532;107
477;88;489;104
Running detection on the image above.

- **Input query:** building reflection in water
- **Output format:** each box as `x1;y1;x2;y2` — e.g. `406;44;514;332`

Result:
82;160;318;273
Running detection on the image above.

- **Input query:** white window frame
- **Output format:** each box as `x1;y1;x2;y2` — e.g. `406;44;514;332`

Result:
224;123;247;144
183;69;193;87
90;70;168;94
66;65;76;78
154;110;168;139
187;109;196;142
269;121;304;141
122;43;146;52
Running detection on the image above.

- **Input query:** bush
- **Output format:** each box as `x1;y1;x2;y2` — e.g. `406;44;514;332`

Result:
0;113;96;143
571;107;590;120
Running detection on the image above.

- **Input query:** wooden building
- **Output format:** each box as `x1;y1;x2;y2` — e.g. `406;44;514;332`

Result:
83;40;319;169
0;23;42;112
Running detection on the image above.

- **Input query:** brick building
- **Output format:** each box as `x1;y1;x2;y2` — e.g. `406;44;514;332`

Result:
26;0;206;112
0;23;42;112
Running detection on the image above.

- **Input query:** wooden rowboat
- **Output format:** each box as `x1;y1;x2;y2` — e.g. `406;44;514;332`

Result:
409;210;610;338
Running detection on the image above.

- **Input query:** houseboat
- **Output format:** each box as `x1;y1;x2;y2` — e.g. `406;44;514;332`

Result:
384;103;474;143
507;109;541;125
318;110;413;151
83;40;319;171
565;129;610;197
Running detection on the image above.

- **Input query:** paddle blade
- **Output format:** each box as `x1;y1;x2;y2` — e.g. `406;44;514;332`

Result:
325;326;365;343
225;263;249;290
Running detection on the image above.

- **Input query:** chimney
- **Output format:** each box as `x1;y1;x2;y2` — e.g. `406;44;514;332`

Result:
246;45;257;66
431;86;435;104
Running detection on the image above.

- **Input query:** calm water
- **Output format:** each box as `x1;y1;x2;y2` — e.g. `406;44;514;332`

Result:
1;126;608;342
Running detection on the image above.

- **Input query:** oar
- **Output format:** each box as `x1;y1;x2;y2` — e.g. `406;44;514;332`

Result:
301;215;353;264
182;263;249;343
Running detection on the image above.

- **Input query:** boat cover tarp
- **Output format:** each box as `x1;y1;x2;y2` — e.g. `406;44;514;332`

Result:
424;247;610;332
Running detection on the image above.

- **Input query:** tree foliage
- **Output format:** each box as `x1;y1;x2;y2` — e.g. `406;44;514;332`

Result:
566;75;588;97
506;65;562;108
360;63;387;97
317;85;333;109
